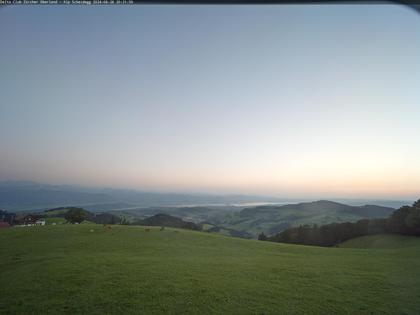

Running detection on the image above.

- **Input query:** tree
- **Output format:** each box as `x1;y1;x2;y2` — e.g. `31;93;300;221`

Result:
258;232;268;241
386;201;420;235
120;217;130;225
0;210;16;225
405;209;420;228
64;208;88;224
413;199;420;210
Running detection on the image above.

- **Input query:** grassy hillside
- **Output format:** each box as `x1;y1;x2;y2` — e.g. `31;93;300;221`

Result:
339;234;420;249
133;213;201;231
109;206;241;224
1;226;420;314
219;200;395;237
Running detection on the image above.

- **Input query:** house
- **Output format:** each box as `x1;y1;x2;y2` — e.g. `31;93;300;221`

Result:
0;222;10;229
16;215;43;226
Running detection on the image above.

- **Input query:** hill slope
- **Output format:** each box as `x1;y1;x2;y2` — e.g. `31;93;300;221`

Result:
339;234;420;249
219;200;395;237
133;213;202;230
1;225;420;314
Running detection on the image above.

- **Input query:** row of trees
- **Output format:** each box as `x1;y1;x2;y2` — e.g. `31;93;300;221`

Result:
259;199;420;247
64;207;122;225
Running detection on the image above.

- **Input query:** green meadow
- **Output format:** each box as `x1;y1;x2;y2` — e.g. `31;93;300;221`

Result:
1;225;420;314
339;234;420;249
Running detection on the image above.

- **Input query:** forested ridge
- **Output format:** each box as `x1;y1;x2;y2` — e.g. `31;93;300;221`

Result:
260;199;420;247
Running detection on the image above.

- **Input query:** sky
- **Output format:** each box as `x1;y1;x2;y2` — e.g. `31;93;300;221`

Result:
0;5;420;199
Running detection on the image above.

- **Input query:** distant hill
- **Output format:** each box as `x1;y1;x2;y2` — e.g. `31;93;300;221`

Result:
0;183;113;211
217;200;395;237
132;213;202;231
0;181;287;211
108;206;241;225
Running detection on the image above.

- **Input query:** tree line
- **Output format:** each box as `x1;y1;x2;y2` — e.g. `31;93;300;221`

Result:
63;208;123;224
258;199;420;247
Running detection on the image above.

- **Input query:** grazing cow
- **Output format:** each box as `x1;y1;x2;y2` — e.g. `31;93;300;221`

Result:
160;226;165;231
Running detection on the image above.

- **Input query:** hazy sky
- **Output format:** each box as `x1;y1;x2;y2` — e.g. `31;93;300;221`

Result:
1;5;420;199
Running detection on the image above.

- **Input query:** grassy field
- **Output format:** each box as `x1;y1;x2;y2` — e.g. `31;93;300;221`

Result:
1;226;420;314
43;217;66;225
339;234;420;249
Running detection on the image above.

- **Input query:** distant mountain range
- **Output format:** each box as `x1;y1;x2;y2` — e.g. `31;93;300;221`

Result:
1;180;409;240
2;178;413;240
0;181;290;211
